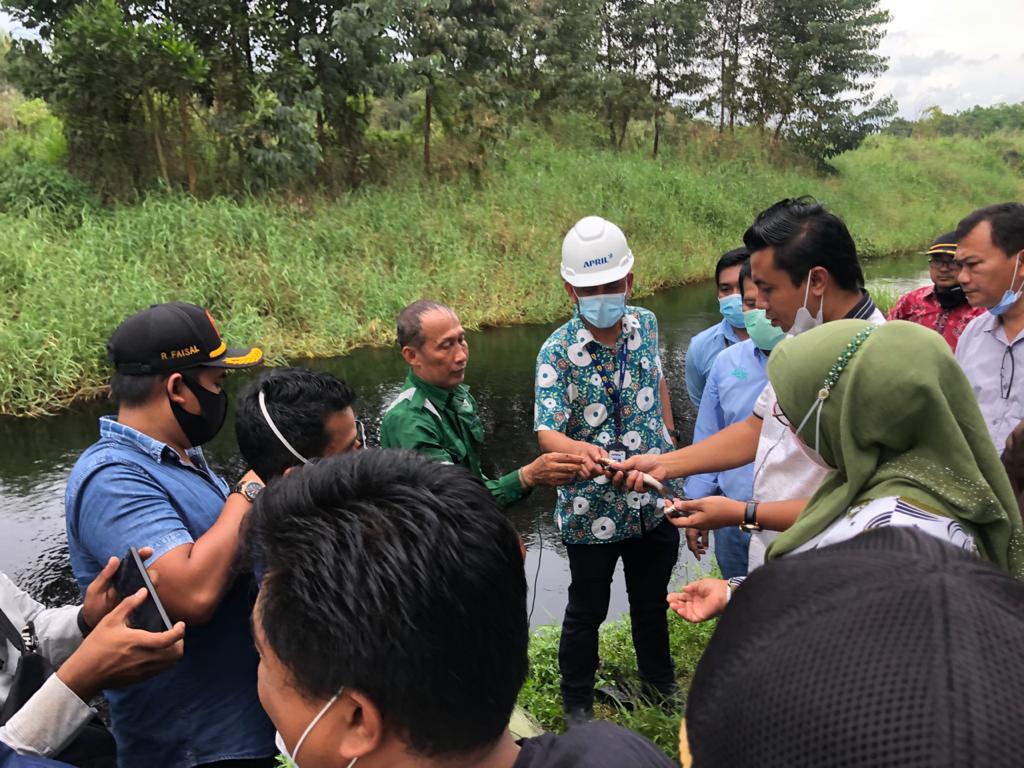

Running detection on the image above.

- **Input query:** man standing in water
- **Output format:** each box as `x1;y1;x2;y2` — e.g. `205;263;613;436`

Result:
685;247;750;407
887;231;982;350
64;302;275;768
380;299;586;506
954;203;1024;452
534;216;680;727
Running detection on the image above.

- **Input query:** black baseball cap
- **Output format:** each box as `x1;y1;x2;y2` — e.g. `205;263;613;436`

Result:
683;527;1024;767
924;231;958;257
108;301;263;375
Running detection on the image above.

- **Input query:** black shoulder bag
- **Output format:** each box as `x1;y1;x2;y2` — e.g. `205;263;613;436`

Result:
0;606;116;767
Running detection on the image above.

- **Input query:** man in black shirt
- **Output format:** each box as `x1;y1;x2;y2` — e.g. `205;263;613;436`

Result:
246;450;674;768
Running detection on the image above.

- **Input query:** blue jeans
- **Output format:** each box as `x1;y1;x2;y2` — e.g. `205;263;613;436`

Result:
714;526;751;578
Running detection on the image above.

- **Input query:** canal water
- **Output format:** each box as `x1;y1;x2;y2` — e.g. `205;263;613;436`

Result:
0;256;928;626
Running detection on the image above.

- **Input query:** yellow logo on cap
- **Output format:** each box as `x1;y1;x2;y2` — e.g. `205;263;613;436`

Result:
160;345;201;360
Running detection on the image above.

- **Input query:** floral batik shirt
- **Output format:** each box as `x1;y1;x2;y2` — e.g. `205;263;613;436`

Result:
534;306;679;545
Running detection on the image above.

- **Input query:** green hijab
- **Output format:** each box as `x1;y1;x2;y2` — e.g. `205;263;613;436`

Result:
766;319;1024;578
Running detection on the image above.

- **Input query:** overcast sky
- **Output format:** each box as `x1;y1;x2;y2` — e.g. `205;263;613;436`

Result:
4;1;1024;119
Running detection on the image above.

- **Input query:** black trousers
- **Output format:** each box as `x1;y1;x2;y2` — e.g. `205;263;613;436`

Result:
558;520;680;709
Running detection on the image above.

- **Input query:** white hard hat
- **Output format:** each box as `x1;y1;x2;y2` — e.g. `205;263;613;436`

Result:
560;216;634;288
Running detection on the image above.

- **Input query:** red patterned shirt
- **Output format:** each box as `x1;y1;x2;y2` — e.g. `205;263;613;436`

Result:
887;285;983;351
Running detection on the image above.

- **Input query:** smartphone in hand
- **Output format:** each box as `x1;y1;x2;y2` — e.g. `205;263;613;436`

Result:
114;547;173;632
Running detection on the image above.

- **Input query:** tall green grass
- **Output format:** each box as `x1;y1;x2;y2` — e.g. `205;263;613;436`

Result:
1;127;1022;415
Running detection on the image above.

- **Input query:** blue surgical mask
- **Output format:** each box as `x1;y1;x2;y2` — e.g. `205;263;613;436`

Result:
743;309;786;352
718;294;745;329
988;252;1023;317
577;292;626;328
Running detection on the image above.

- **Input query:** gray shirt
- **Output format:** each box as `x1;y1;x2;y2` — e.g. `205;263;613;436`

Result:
0;572;94;757
955;311;1024;453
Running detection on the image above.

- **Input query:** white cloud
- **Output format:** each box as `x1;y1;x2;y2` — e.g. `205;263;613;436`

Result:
876;0;1024;117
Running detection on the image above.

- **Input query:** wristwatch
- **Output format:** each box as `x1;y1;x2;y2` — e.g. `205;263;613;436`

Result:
231;479;265;503
739;500;761;532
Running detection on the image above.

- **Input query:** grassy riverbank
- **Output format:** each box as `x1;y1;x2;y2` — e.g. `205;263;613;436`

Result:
2;126;1023;415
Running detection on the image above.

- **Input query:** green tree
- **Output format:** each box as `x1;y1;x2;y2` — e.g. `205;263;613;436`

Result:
740;0;892;155
399;0;529;175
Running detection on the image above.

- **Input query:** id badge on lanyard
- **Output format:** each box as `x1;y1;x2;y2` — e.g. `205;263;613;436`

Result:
600;343;630;463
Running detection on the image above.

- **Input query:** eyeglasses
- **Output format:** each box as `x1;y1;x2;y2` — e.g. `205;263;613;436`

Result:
1002;347;1016;400
771;401;791;428
928;255;958;268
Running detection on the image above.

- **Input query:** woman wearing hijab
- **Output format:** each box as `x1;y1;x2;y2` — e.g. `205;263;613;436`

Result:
670;319;1024;622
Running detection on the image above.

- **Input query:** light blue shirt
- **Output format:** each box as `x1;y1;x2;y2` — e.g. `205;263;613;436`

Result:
64;417;274;768
684;318;743;407
955;312;1024;452
684;339;768;501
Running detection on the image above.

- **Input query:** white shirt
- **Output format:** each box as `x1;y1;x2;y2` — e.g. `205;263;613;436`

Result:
0;572;94;757
955;311;1024;453
746;306;886;571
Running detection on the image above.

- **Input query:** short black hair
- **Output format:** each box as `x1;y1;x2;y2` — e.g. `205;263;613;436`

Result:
955;203;1024;257
109;371;168;407
247;450;528;758
235;367;356;480
715;247;750;285
743;196;865;291
738;258;753;297
396;299;453;348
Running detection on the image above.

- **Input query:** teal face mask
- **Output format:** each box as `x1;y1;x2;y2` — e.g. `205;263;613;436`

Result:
743;309;786;352
718;294;745;329
576;292;626;328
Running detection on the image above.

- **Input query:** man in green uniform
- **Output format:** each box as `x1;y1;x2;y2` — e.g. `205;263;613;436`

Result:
381;299;586;505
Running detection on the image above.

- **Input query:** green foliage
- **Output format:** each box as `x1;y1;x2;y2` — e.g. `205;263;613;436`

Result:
0;158;95;221
230;86;322;189
0;123;1020;416
887;102;1024;140
0;93;67;164
517;614;717;759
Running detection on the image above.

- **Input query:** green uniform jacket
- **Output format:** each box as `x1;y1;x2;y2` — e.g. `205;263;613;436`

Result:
380;372;530;508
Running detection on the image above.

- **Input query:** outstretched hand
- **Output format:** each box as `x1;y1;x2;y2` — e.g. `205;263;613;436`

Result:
606;455;667;493
664;496;744;531
522;452;589;487
58;587;185;701
81;546;155;629
667;579;730;623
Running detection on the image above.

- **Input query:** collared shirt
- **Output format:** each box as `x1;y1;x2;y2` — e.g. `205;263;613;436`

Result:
684;318;743;407
746;300;886;571
534;306;679;544
956;312;1024;452
64;418;273;768
380;372;529;508
0;574;91;759
887;284;983;351
684;340;768;501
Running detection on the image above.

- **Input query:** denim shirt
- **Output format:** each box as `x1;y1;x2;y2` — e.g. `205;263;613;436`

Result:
64;417;273;768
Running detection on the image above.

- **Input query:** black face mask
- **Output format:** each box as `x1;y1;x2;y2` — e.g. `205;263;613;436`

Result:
935;285;969;311
170;372;227;448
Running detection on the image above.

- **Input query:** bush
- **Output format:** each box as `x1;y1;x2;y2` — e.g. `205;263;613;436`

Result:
0;160;96;221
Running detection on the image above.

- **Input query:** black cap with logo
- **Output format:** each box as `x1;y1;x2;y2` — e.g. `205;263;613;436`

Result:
924;231;958;257
108;302;263;375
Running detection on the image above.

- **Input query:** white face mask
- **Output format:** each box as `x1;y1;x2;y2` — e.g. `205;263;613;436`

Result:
791;391;834;471
788;270;824;336
275;686;357;768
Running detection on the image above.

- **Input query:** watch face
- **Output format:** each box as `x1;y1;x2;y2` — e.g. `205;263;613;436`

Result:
242;481;264;501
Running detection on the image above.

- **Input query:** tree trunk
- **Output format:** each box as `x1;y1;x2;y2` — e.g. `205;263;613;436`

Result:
178;90;198;195
423;88;432;177
143;91;171;187
719;33;727;133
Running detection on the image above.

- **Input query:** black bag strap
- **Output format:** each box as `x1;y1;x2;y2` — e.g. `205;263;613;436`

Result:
0;605;26;653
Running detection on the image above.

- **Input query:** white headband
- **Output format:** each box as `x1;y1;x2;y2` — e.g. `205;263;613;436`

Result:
258;389;310;466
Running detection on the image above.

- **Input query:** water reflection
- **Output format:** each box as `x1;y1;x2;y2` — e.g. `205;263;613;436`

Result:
0;258;928;627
